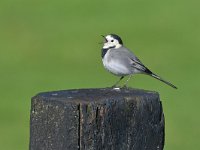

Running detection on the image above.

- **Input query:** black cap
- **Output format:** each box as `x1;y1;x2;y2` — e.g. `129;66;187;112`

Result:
110;34;123;45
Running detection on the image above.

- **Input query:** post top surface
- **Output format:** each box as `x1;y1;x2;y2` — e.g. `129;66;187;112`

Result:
33;88;159;103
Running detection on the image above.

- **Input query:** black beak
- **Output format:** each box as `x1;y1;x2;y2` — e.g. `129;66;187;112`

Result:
101;35;107;43
101;35;105;38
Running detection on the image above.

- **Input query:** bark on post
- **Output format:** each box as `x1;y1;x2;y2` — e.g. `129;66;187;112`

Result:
30;88;165;150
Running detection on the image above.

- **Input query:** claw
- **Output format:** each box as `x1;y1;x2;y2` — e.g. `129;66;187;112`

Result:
122;85;128;89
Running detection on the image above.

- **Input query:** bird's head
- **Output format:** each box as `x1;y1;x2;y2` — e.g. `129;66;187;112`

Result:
102;34;123;49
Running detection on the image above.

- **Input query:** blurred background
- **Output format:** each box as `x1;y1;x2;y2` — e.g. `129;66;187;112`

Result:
0;0;199;149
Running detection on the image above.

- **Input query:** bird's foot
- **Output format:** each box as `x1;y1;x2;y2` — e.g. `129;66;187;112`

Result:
111;85;120;89
122;85;129;89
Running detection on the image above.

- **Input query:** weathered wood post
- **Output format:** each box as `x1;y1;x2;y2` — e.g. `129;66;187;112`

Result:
30;88;164;150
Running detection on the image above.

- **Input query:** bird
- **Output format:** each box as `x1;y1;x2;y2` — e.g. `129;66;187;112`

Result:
101;34;177;89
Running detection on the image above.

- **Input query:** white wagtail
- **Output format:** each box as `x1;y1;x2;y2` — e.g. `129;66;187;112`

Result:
101;34;177;89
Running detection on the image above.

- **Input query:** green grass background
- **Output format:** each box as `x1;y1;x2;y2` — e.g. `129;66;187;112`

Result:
0;0;199;149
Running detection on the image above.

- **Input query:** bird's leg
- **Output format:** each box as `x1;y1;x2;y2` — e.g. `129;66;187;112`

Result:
122;75;132;88
112;76;124;88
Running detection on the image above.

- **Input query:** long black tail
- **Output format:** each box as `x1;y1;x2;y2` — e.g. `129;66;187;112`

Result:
151;73;177;89
145;68;177;89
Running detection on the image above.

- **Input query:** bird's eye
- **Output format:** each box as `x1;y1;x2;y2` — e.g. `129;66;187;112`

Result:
111;40;114;42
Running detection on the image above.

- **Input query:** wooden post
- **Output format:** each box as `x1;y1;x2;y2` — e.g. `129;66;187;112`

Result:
30;88;164;150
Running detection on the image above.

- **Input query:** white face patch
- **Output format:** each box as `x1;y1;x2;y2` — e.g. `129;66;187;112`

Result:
103;35;122;49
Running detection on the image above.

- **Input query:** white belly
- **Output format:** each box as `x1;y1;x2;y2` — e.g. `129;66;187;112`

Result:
102;54;132;76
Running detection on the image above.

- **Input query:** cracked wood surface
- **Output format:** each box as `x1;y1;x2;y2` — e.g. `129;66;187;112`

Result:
30;88;165;150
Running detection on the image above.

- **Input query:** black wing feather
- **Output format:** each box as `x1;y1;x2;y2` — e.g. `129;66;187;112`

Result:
130;58;152;74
